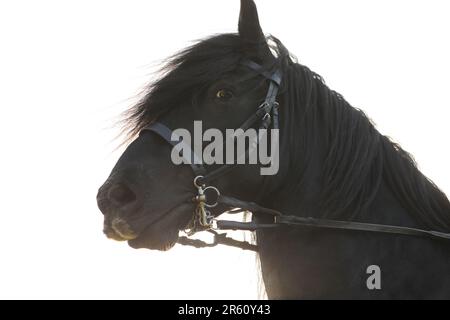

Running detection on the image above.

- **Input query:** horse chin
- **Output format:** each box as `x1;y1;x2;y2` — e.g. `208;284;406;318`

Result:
127;228;179;251
127;203;193;251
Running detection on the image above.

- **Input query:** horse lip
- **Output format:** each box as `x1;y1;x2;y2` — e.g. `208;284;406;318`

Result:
103;197;194;244
130;195;194;231
111;217;139;240
103;224;130;242
127;202;194;249
141;201;193;231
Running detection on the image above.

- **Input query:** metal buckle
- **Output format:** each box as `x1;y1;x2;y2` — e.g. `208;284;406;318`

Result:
258;101;270;110
187;176;221;235
193;176;220;208
193;175;205;189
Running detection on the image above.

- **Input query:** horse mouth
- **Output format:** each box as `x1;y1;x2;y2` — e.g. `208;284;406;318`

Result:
125;202;194;251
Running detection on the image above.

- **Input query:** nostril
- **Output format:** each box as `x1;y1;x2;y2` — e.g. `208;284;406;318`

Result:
107;183;137;207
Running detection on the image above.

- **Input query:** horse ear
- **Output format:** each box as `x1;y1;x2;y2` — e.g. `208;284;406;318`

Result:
238;0;273;63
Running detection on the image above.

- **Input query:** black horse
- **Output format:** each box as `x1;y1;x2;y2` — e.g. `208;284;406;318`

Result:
97;0;450;299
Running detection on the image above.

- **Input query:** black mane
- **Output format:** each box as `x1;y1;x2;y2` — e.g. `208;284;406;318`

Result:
122;34;245;139
122;33;450;231
276;42;450;231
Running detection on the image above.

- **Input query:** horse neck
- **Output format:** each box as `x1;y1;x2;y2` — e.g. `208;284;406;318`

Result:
259;159;325;219
261;171;420;230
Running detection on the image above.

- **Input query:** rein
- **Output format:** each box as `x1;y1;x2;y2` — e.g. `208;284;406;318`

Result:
140;59;450;252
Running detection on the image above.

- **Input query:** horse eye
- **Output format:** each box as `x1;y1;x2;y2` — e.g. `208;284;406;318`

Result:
216;89;234;101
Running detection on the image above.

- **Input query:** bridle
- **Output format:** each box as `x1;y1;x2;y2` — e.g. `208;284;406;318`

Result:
141;58;450;252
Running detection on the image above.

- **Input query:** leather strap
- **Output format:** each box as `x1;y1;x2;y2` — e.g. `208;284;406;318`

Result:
178;230;258;252
241;60;282;86
139;58;450;252
141;122;206;177
200;61;282;185
141;60;282;186
214;195;450;241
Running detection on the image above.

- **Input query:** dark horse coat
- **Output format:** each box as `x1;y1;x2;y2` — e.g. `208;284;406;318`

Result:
97;0;450;299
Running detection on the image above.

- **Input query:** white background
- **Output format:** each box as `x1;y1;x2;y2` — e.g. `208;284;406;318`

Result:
0;0;449;299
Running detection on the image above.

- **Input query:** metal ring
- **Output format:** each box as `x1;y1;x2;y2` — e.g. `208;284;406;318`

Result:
193;176;205;189
203;186;220;208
